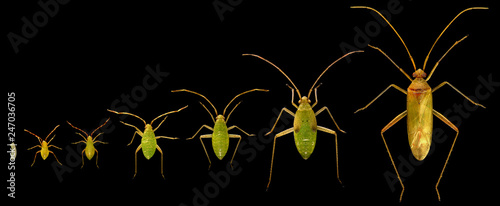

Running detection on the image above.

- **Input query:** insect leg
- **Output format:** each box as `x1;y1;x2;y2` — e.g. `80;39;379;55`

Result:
133;144;142;179
80;148;85;168
48;145;62;150
317;126;342;185
27;145;41;150
315;106;346;133
227;125;255;136
200;134;213;170
368;44;413;81
95;148;100;168
156;136;179;140
30;151;41;167
120;121;144;145
267;127;294;191
433;109;459;201
354;84;407;113
265;107;294;136
228;134;242;170
432;81;486;108
156;145;165;179
381;110;407;202
49;151;63;166
187;125;213;140
71;140;86;144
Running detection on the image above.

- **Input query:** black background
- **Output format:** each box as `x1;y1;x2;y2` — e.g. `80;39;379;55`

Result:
4;0;499;205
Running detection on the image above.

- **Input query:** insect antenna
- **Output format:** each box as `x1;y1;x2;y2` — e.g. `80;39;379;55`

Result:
243;54;302;98
151;105;189;126
307;50;364;99
199;102;216;123
172;89;218;117
226;101;242;123
90;117;111;137
351;6;417;71
422;7;488;71
107;109;147;127
45;125;60;144
223;88;269;117
24;129;43;145
66;121;89;140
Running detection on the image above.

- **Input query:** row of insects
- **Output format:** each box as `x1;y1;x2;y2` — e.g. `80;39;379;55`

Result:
23;6;488;202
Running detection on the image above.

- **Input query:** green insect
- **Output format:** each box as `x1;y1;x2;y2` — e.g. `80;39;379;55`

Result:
66;118;110;168
108;106;188;179
171;89;268;169
24;125;63;167
351;6;487;201
243;51;363;190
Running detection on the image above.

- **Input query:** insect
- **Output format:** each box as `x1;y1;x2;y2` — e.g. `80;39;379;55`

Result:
351;6;488;201
24;125;63;167
171;89;268;169
66;118;110;168
243;50;363;190
9;143;17;161
108;105;188;179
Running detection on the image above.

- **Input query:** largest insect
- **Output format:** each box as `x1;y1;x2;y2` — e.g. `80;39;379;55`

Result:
243;50;363;190
351;6;487;201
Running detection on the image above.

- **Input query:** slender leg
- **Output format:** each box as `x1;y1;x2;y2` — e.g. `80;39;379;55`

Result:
228;134;242;169
49;151;63;166
95;148;100;168
265;107;295;136
48;145;62;150
311;83;323;108
133;144;142;179
317;126;342;185
156;136;179;140
187;125;213;140
227;125;255;136
432;81;486;108
72;140;86;144
433;109;459;201
27;145;41;150
153;115;169;132
200;134;213;170
315;106;346;133
380;110;408;202
267;127;294;191
156;145;165;179
355;84;407;113
30;151;41;167
80;149;85;168
120;121;144;145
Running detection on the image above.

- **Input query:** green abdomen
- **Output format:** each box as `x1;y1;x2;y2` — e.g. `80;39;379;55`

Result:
294;108;317;160
141;131;157;159
212;120;229;160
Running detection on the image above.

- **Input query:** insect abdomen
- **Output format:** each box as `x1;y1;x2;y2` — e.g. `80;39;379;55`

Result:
294;106;317;160
407;79;433;161
141;130;157;159
212;120;229;160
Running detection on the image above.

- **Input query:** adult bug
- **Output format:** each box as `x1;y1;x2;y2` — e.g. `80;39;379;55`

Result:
243;51;363;190
171;89;268;169
66;118;110;168
24;125;63;167
351;6;487;201
108;106;188;179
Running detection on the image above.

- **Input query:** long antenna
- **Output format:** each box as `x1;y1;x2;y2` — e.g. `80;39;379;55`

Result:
90;118;111;137
307;50;363;98
172;89;218;116
422;7;488;71
243;54;302;97
351;6;417;71
223;88;269;116
107;110;147;126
